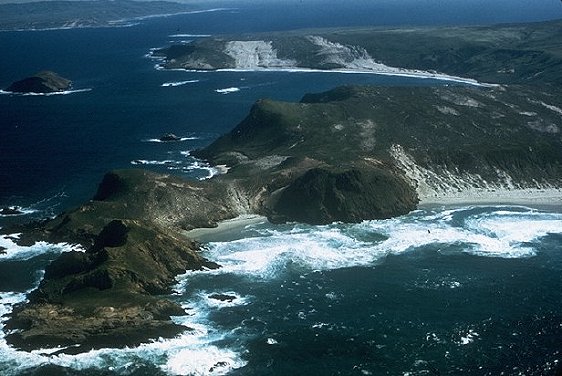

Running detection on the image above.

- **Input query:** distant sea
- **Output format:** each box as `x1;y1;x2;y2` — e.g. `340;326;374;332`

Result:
1;2;562;375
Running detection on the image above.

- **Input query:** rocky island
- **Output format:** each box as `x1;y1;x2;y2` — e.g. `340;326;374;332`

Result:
5;71;72;94
2;19;562;353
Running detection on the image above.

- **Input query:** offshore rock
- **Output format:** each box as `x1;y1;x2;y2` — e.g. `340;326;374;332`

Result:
159;133;182;142
6;71;71;93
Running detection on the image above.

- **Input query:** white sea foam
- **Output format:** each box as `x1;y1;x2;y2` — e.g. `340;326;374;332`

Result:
0;206;38;217
0;235;84;261
197;207;562;280
0;287;247;376
0;292;27;321
0;331;246;376
457;329;479;346
215;87;241;94
182;160;222;180
143;136;200;142
128;154;223;180
0;88;92;96
130;159;181;166
1;206;559;374
169;34;212;38
161;80;200;87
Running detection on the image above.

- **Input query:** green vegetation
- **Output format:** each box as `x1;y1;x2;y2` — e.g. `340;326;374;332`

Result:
319;21;562;85
0;0;194;30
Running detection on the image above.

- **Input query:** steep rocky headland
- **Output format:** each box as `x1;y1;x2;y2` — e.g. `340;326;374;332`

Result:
3;19;562;352
5;71;71;94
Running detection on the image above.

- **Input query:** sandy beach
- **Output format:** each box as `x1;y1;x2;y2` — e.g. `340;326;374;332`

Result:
184;214;268;243
419;187;562;210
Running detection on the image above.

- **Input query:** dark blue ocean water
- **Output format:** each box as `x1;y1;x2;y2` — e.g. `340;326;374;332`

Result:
1;2;562;375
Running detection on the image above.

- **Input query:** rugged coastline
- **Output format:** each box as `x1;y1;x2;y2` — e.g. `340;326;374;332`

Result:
2;18;562;354
4;82;562;351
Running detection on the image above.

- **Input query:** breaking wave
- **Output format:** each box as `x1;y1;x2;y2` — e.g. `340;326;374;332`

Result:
130;154;223;180
1;205;560;375
169;34;212;38
0;89;92;96
215;87;241;94
196;206;562;280
161;80;200;87
142;136;200;143
0;206;37;218
0;234;84;261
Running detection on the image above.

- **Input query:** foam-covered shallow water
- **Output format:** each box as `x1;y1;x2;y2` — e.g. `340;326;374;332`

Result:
1;205;561;375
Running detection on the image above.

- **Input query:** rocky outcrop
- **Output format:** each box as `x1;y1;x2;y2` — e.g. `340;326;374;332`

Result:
159;133;181;142
5;219;218;353
266;167;418;224
6;71;71;93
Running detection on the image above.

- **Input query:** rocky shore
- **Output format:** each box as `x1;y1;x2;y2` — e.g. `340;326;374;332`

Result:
3;18;562;354
4;82;562;352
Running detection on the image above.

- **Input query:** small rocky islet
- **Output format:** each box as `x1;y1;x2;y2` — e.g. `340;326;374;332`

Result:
5;71;72;94
2;19;562;353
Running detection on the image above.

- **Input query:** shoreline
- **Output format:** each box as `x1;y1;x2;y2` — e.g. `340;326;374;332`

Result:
184;188;562;244
216;67;495;87
153;65;495;87
418;188;562;210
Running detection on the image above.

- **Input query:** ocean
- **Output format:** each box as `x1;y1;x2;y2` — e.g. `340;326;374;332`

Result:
1;2;562;375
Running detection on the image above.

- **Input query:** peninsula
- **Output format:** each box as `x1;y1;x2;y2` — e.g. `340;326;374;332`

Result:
3;19;562;353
